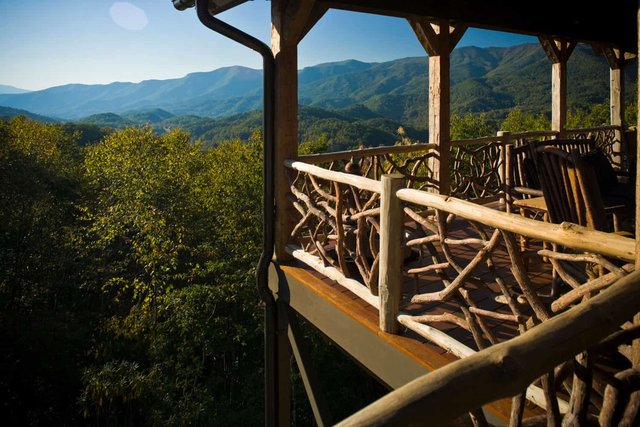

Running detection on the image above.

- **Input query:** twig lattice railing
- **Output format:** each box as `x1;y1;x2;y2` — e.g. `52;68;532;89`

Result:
284;124;636;424
394;188;636;423
566;125;625;170
450;136;505;201
297;143;439;191
285;152;637;424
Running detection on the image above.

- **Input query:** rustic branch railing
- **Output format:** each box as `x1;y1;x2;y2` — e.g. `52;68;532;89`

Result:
565;125;625;170
284;124;636;424
337;269;640;427
297;143;439;191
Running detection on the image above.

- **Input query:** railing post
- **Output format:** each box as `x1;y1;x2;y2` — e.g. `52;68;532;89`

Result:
497;130;511;209
379;174;405;334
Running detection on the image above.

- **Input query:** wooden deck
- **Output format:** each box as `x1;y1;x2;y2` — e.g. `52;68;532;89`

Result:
269;220;554;423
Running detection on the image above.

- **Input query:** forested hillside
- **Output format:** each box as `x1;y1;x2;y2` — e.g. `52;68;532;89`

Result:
0;117;387;426
1;44;635;124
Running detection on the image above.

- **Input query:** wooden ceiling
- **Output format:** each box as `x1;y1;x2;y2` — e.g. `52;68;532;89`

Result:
318;0;637;53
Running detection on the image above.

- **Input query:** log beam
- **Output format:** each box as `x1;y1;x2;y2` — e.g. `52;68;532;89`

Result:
603;47;632;169
272;0;325;260
336;270;640;427
539;37;576;136
379;174;405;333
409;19;467;195
634;4;640;411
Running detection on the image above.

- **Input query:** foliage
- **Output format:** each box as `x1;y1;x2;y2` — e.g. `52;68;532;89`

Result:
78;126;265;425
450;112;494;140
299;133;329;155
499;107;550;133
0;116;91;425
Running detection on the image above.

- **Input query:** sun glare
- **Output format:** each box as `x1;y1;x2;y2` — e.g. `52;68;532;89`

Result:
109;2;148;31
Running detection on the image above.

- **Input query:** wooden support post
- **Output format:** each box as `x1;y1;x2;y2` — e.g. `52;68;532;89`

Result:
379;174;404;333
275;300;292;426
409;19;466;195
497;130;511;208
287;307;332;426
634;1;640;401
272;0;326;261
603;46;631;169
539;37;576;137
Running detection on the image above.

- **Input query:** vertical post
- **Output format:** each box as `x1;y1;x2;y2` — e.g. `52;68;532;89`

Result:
604;47;629;170
634;5;640;372
409;19;466;196
540;37;576;137
497;131;511;210
276;302;292;427
429;50;451;194
552;60;567;135
272;0;300;261
611;66;624;168
272;0;326;261
379;174;404;334
610;66;625;129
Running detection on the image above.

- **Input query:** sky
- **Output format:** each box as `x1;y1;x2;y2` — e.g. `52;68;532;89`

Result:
0;0;536;91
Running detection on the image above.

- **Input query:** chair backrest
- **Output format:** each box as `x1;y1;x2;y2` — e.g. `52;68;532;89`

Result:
507;143;540;191
504;138;597;206
529;138;596;156
535;146;608;231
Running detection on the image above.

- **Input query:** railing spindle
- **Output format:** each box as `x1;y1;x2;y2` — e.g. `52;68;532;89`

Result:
379;174;405;333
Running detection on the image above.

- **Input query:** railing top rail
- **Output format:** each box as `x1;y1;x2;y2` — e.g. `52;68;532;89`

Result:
397;189;635;262
565;124;622;133
297;143;437;164
450;135;502;146
285;160;383;194
336;269;640;427
508;130;559;140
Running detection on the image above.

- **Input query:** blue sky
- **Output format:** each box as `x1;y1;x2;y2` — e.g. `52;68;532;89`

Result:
0;0;535;91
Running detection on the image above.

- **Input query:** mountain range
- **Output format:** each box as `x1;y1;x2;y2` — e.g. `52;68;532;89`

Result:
2;44;635;122
0;43;636;149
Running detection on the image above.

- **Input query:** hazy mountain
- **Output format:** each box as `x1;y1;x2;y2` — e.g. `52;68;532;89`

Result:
0;43;635;128
0;84;30;95
55;104;424;151
0;106;58;122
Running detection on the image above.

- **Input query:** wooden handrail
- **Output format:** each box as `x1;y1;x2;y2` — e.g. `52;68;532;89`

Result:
336;270;640;427
565;124;622;134
295;125;623;166
297;143;437;164
285;160;382;194
397;189;635;262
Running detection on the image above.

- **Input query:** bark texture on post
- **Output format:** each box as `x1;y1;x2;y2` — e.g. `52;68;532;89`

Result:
603;46;631;169
409;19;466;195
539;37;576;136
379;174;405;333
272;0;326;260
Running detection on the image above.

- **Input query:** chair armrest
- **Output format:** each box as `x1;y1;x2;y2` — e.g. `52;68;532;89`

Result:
514;186;544;197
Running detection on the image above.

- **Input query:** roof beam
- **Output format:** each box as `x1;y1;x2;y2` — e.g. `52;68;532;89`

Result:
319;0;636;53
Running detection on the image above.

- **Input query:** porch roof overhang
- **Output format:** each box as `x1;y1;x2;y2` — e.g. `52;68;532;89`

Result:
319;0;636;53
180;0;637;53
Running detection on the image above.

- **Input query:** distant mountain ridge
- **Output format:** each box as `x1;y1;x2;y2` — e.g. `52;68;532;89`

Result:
0;43;636;127
0;84;30;95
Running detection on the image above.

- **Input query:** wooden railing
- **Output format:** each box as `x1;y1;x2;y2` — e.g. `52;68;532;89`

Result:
284;124;636;424
337;269;640;426
565;125;626;170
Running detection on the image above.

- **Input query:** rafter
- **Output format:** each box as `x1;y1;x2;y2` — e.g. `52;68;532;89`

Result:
409;18;466;56
274;0;327;45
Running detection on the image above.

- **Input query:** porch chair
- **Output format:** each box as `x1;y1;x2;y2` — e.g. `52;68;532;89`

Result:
534;146;625;232
505;138;597;214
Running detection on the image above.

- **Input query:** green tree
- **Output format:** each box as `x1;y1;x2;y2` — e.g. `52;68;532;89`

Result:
450;113;493;140
0;116;92;425
80;127;264;425
499;107;550;133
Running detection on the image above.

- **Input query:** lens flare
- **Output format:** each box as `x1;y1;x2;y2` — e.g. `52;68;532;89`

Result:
110;2;148;31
